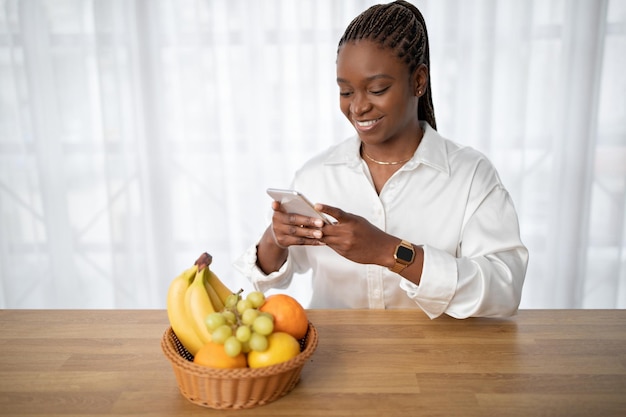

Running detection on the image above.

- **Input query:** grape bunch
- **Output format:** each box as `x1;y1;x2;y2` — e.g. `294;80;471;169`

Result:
204;290;274;357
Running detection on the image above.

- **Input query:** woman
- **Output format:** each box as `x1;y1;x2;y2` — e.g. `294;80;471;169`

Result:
235;1;528;318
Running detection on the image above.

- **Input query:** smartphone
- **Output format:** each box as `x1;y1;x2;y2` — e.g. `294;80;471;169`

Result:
266;188;332;225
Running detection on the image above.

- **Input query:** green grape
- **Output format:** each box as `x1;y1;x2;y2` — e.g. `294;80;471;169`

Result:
246;291;266;309
236;299;253;314
252;315;274;336
235;325;251;343
224;336;243;357
224;293;239;309
205;312;226;331
249;332;268;352
222;310;237;325
241;308;260;326
259;311;274;321
211;324;233;344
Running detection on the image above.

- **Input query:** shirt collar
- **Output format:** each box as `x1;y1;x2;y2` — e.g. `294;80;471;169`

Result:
324;121;450;176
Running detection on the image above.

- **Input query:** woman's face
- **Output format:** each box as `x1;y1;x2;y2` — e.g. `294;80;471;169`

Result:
337;40;421;147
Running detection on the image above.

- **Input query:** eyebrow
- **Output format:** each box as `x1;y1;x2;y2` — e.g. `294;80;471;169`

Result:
336;74;396;84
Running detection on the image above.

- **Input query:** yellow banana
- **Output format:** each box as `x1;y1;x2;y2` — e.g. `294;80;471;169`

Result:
204;276;225;311
206;268;235;305
184;266;215;345
166;264;204;355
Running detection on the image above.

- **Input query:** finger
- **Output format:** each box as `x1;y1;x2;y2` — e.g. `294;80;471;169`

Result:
285;213;325;228
276;225;323;247
289;236;325;246
315;203;344;223
273;205;324;228
271;200;282;211
285;224;323;239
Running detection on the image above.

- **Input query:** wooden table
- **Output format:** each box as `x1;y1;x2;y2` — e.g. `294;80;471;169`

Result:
0;309;625;416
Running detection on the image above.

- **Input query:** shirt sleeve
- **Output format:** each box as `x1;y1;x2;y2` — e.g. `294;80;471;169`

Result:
399;245;457;318
232;243;295;293
400;185;528;319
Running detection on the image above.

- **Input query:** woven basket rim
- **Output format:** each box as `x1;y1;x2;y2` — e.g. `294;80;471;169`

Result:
161;322;318;378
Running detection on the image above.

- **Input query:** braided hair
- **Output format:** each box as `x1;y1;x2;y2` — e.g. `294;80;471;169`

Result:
338;0;436;130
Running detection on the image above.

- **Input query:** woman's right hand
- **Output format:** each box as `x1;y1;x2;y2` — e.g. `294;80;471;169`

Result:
255;201;325;275
269;200;325;248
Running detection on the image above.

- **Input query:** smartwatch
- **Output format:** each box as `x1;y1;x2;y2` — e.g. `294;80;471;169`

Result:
390;240;415;274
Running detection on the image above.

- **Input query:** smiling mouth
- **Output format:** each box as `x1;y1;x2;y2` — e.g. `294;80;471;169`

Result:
354;117;381;128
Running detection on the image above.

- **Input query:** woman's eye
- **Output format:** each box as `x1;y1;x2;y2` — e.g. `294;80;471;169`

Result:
339;91;353;97
370;86;389;95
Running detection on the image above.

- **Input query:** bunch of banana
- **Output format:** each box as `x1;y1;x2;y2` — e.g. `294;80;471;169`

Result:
166;252;236;356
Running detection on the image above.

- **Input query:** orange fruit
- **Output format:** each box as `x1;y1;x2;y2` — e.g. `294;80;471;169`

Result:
193;341;247;369
259;294;309;340
247;332;301;368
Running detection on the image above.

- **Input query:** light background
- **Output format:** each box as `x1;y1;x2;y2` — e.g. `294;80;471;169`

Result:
0;0;625;310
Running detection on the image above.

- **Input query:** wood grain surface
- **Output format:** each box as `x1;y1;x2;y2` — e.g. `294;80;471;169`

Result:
0;309;625;416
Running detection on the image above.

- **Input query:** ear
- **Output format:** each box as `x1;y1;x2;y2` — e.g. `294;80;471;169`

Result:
412;64;429;96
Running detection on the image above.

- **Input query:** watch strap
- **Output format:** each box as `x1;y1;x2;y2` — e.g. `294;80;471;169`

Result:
390;260;409;274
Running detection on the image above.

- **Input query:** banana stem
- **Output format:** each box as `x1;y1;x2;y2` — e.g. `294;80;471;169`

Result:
194;252;213;270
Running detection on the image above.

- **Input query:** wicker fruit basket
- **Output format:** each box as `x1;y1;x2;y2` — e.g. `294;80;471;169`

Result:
161;323;318;409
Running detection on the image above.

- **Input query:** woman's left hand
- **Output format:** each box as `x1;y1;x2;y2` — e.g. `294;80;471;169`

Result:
316;203;396;267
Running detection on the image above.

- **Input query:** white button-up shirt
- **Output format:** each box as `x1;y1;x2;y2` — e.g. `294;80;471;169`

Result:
234;122;528;319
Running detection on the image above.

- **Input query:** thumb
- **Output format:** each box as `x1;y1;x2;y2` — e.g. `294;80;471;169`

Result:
315;203;344;224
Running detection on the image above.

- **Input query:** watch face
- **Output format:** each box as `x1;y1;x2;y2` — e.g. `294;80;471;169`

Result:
396;245;414;263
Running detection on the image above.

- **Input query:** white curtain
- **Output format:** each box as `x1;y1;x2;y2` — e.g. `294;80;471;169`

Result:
0;0;624;310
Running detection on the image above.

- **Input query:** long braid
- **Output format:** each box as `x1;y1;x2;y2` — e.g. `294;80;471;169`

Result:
338;1;437;130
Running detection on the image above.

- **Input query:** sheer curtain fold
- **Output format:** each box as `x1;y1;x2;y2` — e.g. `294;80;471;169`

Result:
549;0;608;307
0;0;624;309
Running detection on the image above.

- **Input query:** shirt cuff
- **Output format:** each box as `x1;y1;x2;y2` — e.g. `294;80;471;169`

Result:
232;243;293;292
399;244;458;319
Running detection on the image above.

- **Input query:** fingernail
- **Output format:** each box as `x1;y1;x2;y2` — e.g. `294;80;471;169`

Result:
314;219;324;227
313;230;322;238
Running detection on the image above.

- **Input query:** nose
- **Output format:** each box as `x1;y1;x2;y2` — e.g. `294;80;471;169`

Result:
350;92;371;116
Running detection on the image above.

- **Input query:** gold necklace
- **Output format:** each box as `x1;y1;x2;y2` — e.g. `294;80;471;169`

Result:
361;147;413;166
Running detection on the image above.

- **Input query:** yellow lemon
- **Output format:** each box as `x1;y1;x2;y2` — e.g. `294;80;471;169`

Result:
247;332;300;368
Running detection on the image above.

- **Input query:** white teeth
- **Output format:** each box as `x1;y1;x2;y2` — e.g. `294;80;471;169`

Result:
355;118;379;127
